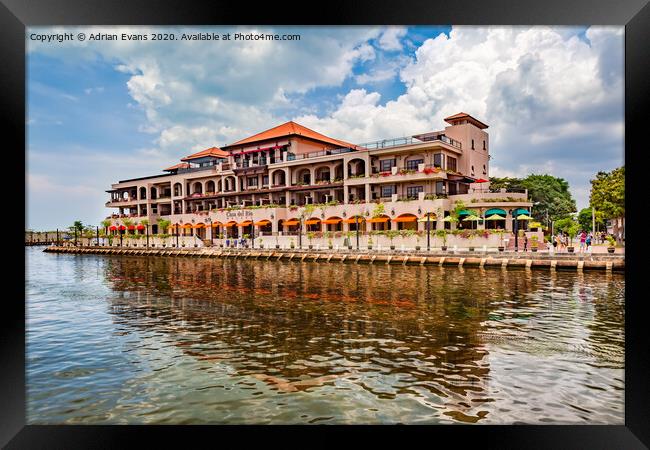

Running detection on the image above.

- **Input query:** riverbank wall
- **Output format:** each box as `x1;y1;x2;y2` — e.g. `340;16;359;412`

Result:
42;246;624;272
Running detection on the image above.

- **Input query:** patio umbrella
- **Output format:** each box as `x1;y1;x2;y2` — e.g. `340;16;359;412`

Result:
516;214;533;220
485;214;506;221
462;214;481;221
442;216;456;222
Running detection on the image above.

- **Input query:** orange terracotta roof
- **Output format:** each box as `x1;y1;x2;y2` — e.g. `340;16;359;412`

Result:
222;121;357;150
163;162;190;171
443;112;488;129
181;147;229;161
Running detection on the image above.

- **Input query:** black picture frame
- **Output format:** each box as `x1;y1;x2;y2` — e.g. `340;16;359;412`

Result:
4;0;648;447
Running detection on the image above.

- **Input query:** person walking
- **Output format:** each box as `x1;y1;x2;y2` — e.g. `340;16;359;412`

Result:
551;233;558;253
586;233;592;253
523;234;528;252
579;231;587;253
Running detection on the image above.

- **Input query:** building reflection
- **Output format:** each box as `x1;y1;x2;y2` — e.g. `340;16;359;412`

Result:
101;256;623;423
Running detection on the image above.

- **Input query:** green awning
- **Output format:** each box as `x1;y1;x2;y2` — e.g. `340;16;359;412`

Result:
515;208;530;216
458;209;476;216
485;208;506;216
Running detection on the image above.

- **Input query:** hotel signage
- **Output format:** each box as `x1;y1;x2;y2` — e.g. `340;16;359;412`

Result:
225;211;254;218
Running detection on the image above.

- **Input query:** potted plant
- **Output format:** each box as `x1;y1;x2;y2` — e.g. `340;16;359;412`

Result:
243;234;251;248
367;235;373;250
530;234;539;252
323;231;333;249
566;224;579;253
290;238;295;249
386;230;399;250
258;237;264;249
496;230;505;251
275;234;280;249
344;231;354;250
606;235;616;253
436;229;448;251
307;231;315;249
219;233;225;248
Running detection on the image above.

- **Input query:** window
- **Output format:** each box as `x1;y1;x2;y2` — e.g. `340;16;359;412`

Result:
262;175;269;185
483;140;486;150
483;165;487;175
471;139;475;150
471;165;475;176
406;158;424;170
247;176;258;187
407;185;423;199
381;185;396;198
448;182;458;195
435;181;445;195
447;156;457;172
380;158;396;172
433;153;443;168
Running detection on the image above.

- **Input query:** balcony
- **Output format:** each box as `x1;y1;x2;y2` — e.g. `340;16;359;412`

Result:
285;147;356;161
359;134;462;150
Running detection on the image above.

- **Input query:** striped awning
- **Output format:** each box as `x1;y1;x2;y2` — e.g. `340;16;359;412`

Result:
211;221;222;227
304;219;321;225
193;223;205;228
322;218;342;225
342;217;364;224
238;221;253;226
224;222;237;227
366;217;390;223
284;220;300;226
254;220;271;226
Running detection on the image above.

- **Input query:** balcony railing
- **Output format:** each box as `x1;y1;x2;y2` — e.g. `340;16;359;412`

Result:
359;134;462;150
286;147;356;161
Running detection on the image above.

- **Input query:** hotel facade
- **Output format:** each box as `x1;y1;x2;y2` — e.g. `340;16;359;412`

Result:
105;113;533;246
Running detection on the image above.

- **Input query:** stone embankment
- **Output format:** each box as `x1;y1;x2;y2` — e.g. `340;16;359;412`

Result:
43;246;624;272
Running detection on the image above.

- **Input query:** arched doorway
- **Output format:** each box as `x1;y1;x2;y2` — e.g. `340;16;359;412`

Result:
322;216;343;232
367;214;390;231
393;214;418;230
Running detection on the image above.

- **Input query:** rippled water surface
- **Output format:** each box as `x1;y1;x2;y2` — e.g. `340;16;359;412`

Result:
26;247;625;424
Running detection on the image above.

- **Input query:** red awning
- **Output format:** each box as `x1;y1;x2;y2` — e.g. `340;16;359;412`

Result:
118;226;126;230
475;178;489;183
109;226;117;231
128;225;136;230
136;225;145;230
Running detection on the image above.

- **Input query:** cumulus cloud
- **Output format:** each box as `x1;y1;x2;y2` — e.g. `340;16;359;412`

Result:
298;26;624;208
28;25;623;218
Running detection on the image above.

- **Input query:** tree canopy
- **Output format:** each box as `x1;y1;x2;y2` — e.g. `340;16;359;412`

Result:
577;207;605;232
489;174;576;222
589;166;624;219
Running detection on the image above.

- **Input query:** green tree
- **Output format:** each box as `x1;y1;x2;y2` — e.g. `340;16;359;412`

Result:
589;166;624;219
554;217;578;234
490;174;577;222
157;218;171;234
577;207;605;232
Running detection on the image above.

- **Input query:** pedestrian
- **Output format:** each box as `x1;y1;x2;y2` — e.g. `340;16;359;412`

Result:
523;234;528;252
586;233;592;252
552;233;558;252
579;231;587;253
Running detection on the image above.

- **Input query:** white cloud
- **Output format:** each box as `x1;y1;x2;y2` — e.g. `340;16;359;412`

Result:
378;27;407;51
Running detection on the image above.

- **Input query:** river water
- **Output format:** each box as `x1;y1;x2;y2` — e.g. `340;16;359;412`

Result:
26;247;625;424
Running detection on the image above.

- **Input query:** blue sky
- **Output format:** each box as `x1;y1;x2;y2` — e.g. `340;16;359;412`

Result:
27;26;623;230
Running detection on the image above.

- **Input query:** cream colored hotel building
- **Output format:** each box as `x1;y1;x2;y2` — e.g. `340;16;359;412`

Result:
105;113;532;242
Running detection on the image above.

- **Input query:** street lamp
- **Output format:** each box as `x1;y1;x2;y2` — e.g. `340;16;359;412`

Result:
355;215;359;250
509;209;518;252
426;213;431;251
207;218;212;247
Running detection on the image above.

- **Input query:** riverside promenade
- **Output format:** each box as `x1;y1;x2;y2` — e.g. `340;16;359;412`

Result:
44;245;624;272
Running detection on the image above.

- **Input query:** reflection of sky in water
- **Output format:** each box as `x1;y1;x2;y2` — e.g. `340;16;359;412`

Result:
26;248;624;424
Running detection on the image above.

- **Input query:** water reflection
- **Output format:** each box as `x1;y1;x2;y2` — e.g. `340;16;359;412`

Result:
26;249;625;424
